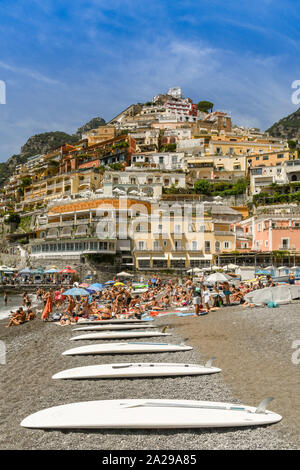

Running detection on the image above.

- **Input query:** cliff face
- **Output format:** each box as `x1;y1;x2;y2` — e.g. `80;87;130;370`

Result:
266;108;300;141
0;116;106;187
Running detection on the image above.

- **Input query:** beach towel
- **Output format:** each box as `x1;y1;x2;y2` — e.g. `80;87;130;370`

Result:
41;296;53;320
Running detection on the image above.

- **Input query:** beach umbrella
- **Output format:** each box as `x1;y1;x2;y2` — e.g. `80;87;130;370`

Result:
114;282;125;286
206;272;228;283
105;280;115;285
60;268;77;274
89;283;103;291
278;266;288;270
117;271;133;277
223;263;239;270
19;267;32;274
63;287;89;297
79;283;90;288
45;268;59;273
187;267;202;273
291;266;299;270
255;270;270;275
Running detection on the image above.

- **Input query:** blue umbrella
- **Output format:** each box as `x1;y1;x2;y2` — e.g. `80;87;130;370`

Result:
89;283;103;291
45;268;59;274
19;268;31;274
255;270;271;275
63;287;90;297
104;280;115;285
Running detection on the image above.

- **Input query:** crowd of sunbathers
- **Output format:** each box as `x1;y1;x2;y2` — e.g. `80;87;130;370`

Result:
5;271;293;327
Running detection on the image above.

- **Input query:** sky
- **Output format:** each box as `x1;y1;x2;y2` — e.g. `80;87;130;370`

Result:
1;0;300;161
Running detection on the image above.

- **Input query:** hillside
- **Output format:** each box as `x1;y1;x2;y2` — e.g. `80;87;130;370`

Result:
0;116;106;187
266;108;300;141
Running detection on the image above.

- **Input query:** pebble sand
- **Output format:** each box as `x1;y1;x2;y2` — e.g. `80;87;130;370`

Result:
0;303;299;450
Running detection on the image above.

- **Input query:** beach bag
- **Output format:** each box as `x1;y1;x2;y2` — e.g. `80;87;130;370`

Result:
51;313;62;321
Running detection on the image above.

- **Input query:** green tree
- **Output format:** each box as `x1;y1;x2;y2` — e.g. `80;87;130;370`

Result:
288;139;297;150
194;180;213;194
197;101;214;113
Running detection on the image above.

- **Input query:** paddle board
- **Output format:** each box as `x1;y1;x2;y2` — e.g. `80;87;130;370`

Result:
73;324;156;332
70;328;170;341
76;319;150;325
62;342;193;356
21;398;281;429
52;360;221;380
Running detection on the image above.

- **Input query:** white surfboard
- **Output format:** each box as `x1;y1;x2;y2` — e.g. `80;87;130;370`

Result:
52;360;221;380
73;324;156;332
70;329;171;341
62;342;193;356
20;398;281;429
76;318;150;325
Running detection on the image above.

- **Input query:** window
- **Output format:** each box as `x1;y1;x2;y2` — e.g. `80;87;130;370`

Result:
257;224;261;232
277;154;284;159
205;241;211;252
256;156;260;160
215;241;221;252
263;156;269;161
282;238;289;249
172;155;178;164
175;224;181;234
153;241;160;250
223;241;231;249
192;241;197;250
175;240;182;250
265;240;268;247
138;241;145;250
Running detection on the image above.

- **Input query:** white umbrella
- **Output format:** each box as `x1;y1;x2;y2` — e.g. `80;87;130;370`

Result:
187;267;202;273
291;266;299;270
264;266;274;270
117;271;133;277
206;272;228;283
128;190;139;195
278;266;288;270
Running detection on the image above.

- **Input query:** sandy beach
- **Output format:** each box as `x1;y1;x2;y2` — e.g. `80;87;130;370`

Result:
0;303;299;450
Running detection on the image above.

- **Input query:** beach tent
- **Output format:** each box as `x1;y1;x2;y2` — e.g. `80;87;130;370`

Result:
63;287;89;297
206;272;228;283
244;285;300;305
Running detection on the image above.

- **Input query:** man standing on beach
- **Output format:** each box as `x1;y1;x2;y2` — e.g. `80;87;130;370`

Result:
192;284;202;316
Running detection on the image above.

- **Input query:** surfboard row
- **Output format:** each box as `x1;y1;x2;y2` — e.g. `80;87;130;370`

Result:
20;316;282;429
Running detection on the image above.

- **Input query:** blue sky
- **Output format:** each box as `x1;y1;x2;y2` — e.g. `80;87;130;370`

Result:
1;0;300;161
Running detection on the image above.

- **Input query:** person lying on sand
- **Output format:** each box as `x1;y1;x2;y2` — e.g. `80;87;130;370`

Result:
26;309;36;321
6;308;27;327
60;313;71;326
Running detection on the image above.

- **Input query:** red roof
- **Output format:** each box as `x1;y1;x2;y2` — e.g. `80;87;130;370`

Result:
78;159;100;169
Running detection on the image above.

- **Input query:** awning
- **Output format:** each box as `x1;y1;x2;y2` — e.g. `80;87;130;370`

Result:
169;254;186;260
188;254;213;260
152;255;168;260
136;256;151;260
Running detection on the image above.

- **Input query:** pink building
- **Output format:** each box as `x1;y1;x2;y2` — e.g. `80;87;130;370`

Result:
240;206;300;252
